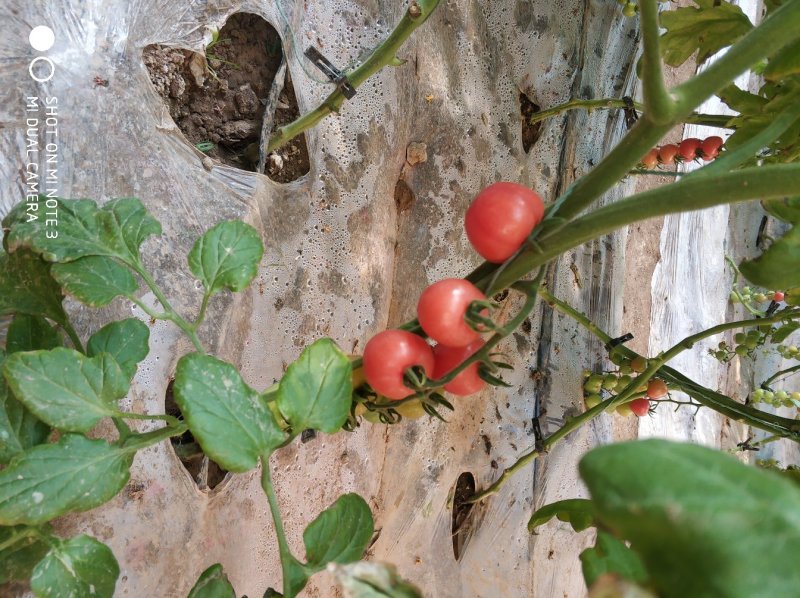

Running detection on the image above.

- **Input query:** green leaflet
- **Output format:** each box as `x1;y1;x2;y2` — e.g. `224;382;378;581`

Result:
580;440;800;598
660;1;753;67
173;353;285;472
187;564;236;598
51;255;139;307
0;435;133;525
30;534;119;598
87;318;150;380
0;250;67;325
188;220;264;296
277;338;352;434
4;348;129;433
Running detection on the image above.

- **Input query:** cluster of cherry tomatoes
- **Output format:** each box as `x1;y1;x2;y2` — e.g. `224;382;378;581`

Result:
360;182;545;404
639;136;724;169
584;354;669;418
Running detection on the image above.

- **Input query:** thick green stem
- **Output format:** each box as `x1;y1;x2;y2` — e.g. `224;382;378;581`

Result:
191;292;212;331
0;526;41;552
120;422;188;453
481;164;800;292
261;455;303;598
268;0;441;152
639;0;675;122
114;410;182;427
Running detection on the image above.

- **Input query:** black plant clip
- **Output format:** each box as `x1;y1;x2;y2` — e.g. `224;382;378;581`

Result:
304;46;356;99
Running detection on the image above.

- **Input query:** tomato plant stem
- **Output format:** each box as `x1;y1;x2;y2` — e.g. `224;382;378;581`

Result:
261;456;303;598
761;364;800;390
267;0;441;153
120;422;189;452
639;0;675;123
0;526;41;552
61;321;85;353
115;410;183;427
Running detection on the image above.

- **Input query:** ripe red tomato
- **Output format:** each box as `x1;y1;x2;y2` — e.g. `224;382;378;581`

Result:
646;379;668;400
700;136;723;160
363;330;435;400
464;182;545;263
640;148;658;169
630;398;651;417
432;340;485;396
678;138;701;162
658;144;679;165
417;279;486;347
774;291;785;302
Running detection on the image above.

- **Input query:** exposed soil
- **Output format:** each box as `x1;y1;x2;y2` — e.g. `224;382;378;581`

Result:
143;12;310;182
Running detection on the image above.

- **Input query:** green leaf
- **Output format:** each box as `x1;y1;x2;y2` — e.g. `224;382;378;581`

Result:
30;534;119;598
304;494;374;571
762;197;800;225
173;353;285;472
0;525;52;584
188;220;264;295
87;318;150;380
717;84;768;114
331;561;424;598
4;348;129;433
5;197;161;266
0;355;50;463
739;225;800;289
277;338;352;434
580;530;648;587
764;39;800;81
187;564;236;598
579;439;800;598
51;256;139;307
0;435;133;525
6;314;63;354
0;250;67;325
772;321;800;343
785;287;800;306
660;1;753;67
527;498;595;533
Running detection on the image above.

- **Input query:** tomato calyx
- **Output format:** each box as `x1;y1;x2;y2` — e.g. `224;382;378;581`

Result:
464;298;500;333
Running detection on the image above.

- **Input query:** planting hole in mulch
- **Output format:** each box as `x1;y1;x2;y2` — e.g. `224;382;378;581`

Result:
451;471;477;561
143;12;310;182
520;91;542;154
164;379;229;489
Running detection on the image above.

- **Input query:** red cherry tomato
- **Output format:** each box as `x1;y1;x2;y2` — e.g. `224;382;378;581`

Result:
774;291;785;302
630;398;651;417
657;144;679;165
678;138;702;162
417;279;486;348
465;182;545;263
700;136;723;160
646;379;668;400
433;340;485;396
363;330;435;400
640;148;658;169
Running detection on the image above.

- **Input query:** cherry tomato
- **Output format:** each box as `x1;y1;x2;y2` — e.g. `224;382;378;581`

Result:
465;182;545;263
700;136;723;160
640;148;658;169
417;279;486;347
678;138;702;162
657;144;679;165
432;340;485;396
630;398;651;417
363;330;435;400
646;379;668;400
630;356;648;373
774;291;785;302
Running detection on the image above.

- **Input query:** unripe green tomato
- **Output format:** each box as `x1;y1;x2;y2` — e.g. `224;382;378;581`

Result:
776;390;789;402
751;389;765;401
609;349;627;366
584;394;603;409
615;375;633;392
619;364;633;376
584;374;603;394
788;345;799;355
714;351;728;361
582;369;592;380
602;374;619;391
754;293;768;303
394;400;427;420
735;345;749;357
622;3;637;17
764;390;775;401
745;339;758;350
729;292;740;304
734;332;746;344
630;356;647;373
790;391;800;402
616;403;634;417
